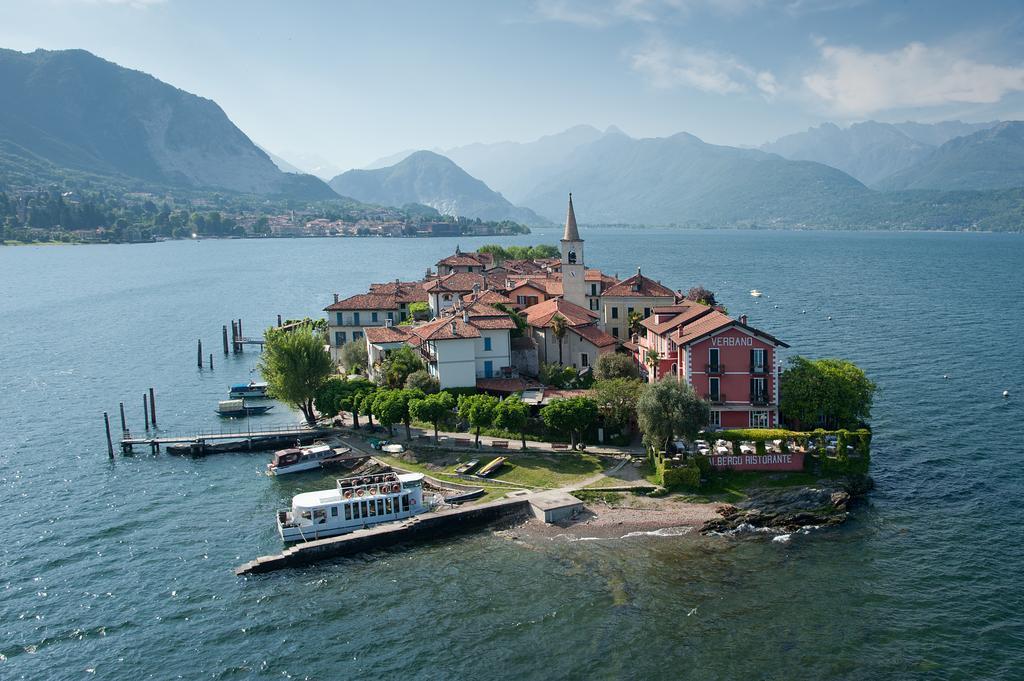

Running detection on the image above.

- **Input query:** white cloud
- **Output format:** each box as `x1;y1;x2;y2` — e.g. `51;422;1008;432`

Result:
630;41;778;97
804;40;1024;116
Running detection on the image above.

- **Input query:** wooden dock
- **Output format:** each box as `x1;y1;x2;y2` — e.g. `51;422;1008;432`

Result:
120;423;329;453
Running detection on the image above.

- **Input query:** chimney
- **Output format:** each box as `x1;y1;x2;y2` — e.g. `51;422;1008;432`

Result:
472;283;481;293
385;318;393;328
739;314;748;325
333;293;339;303
463;309;470;323
450;320;458;334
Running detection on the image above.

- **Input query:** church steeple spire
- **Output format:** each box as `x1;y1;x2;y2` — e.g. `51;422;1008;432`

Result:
563;193;581;242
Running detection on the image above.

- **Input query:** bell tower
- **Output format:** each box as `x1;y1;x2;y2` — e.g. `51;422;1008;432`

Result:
560;193;586;308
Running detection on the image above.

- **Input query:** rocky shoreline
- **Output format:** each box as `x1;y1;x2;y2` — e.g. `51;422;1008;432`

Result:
700;474;875;535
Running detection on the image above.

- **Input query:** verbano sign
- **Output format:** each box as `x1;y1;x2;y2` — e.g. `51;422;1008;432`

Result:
709;452;804;471
710;336;753;347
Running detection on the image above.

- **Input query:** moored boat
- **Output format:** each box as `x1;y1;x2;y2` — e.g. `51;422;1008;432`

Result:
216;399;274;417
455;459;480;475
276;471;434;542
229;381;269;398
750;289;763;298
266;443;352;476
477;456;507;477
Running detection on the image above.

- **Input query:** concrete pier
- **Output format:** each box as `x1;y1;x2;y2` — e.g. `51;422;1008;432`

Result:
236;495;536;576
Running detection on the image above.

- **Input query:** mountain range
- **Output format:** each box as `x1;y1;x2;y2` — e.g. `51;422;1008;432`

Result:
0;48;335;200
3;47;1024;231
328;151;548;225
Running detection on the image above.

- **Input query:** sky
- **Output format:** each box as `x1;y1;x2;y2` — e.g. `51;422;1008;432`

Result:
2;0;1024;173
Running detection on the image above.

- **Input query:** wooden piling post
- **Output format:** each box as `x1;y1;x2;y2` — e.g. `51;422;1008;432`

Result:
209;353;214;370
149;387;157;428
143;395;149;431
277;314;282;327
231;321;239;354
104;412;114;458
197;339;203;369
237;319;244;352
222;325;229;355
119;401;127;435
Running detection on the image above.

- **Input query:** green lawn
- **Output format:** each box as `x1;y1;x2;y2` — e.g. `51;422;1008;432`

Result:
488;452;605;488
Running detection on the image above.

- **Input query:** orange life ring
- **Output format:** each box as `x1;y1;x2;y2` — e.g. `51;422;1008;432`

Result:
392;483;400;493
343;491;352;499
356;489;364;497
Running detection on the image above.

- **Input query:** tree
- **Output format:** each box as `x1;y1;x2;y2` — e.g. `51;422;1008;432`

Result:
339;339;368;373
458;394;499;447
628;310;645;337
540;363;578;389
404;369;439;394
313;377;349;418
410;391;456;442
258;323;333;425
636;379;710;454
408;301;430;320
685;286;718;307
550;314;568;365
595;352;639;380
780;356;876;429
645;349;661;380
373;390;406;437
593;378;644;435
540;397;598;450
380;346;424;388
494;396;530;449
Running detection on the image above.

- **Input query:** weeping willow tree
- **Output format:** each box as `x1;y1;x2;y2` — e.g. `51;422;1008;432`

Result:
258;323;333;425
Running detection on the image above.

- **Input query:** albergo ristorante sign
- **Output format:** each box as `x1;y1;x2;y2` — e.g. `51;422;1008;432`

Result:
709;451;804;471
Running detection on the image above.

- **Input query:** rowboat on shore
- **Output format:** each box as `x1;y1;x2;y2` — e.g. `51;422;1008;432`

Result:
476;456;507;477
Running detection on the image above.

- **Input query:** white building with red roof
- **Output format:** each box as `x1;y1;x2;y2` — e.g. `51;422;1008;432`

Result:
521;298;617;371
599;267;678;340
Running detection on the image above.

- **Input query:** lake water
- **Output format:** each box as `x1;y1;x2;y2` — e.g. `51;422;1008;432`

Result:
1;228;1023;680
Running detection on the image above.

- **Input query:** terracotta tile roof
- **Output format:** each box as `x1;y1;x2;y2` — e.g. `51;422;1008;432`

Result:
437;253;489;267
509;277;563;297
585;268;616;283
602;269;676;298
521;298;597;328
640;300;713;334
369;280;428;303
408;316;482;341
325;293;399;311
476;377;543;393
672;310;734;344
422;272;503;294
364;326;410;344
571;324;618;348
463;289;514;307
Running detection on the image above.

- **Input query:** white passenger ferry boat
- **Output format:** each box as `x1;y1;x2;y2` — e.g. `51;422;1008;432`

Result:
276;471;432;542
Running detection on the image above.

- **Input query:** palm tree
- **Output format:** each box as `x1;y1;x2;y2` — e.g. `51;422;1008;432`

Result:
645;349;660;381
550;314;568;365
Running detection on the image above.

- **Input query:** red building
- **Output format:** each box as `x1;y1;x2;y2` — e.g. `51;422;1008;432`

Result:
632;301;789;429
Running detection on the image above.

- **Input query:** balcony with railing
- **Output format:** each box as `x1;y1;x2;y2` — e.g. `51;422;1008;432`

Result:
750;392;772;406
704;392;726;404
750;364;770;374
705;363;725;374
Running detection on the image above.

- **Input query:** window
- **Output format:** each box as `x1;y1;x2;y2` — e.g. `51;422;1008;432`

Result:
751;348;766;372
400;311;407;321
362;500;370;517
344;504;352;520
313;509;326;524
580;353;589;367
483;361;493;378
331;506;338;517
443;294;452;301
371;312;378;323
670;362;677;376
402;494;410;512
377;499;384;515
335;331;346;346
627;307;634;317
709;377;720;401
644;308;651;317
353;312;360;325
385;497;393;514
591;284;597;296
352;502;360;519
749;410;770;428
709;410;721;427
484;337;492;351
611;307;619;319
387;311;394;322
750;378;768;404
353;331;363;341
612;327;619;338
336;313;343;325
708;347;720;371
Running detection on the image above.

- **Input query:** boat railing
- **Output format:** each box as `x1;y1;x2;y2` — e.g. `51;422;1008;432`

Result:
335;472;403;495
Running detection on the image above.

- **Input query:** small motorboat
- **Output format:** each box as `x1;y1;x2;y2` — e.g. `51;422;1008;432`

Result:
443;487;486;504
216;399;273;418
381;443;405;454
267;443;352;476
229;381;269;398
476;456;507;477
750;289;763;298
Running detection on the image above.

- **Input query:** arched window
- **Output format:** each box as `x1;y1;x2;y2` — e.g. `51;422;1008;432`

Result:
671;362;678;376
